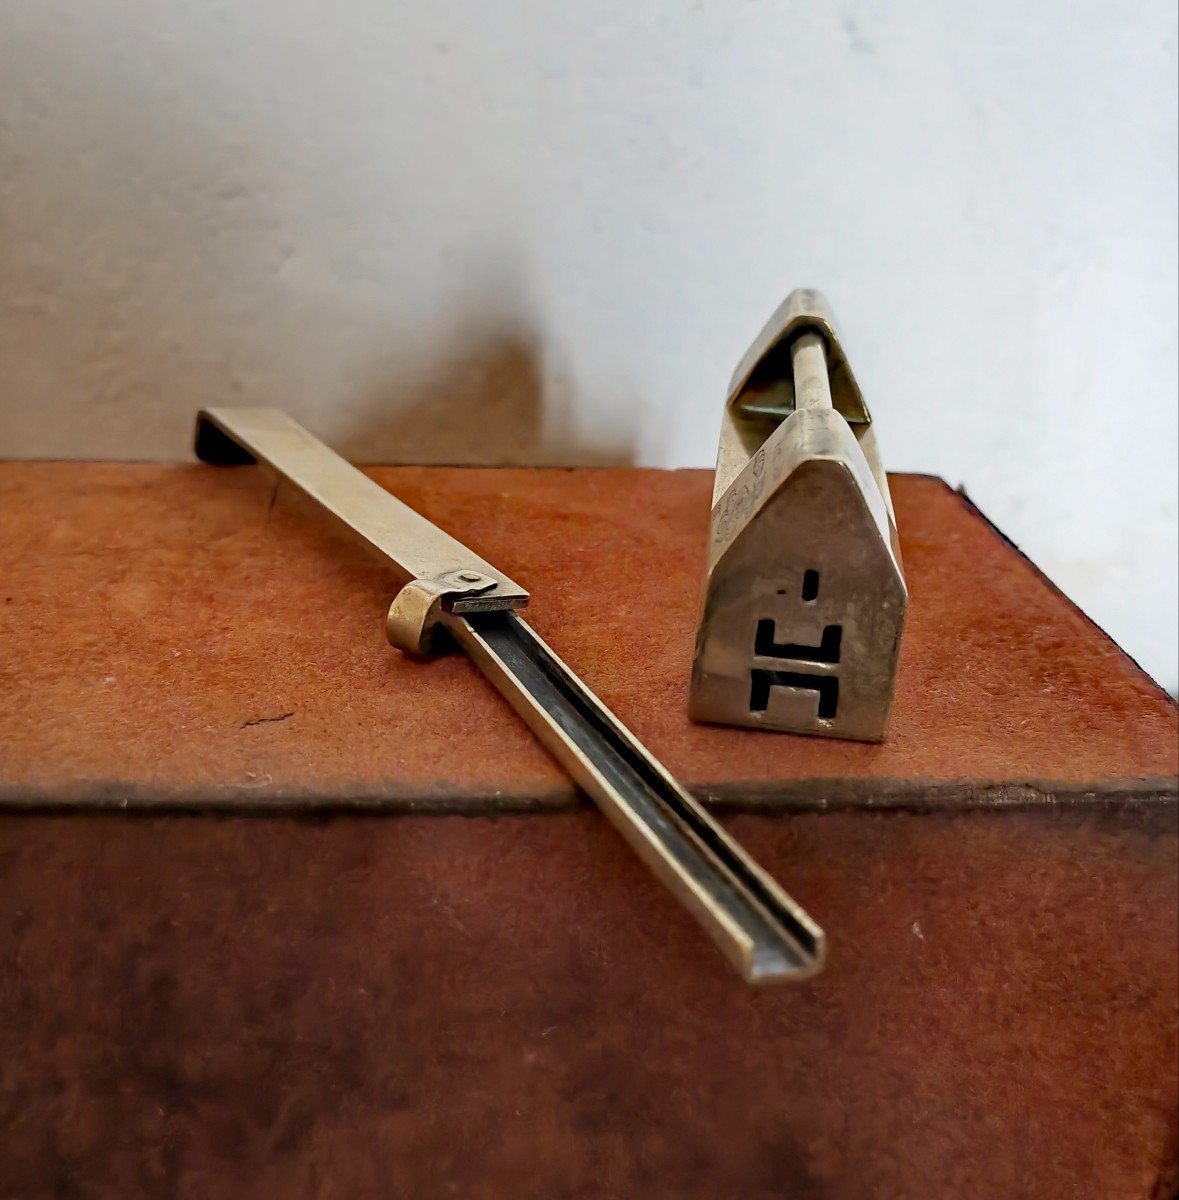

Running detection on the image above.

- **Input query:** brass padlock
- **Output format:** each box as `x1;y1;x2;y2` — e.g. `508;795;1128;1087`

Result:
689;289;907;742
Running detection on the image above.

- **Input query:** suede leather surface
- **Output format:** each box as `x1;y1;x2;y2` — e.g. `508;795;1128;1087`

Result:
0;463;1174;808
0;807;1174;1198
0;463;1176;1196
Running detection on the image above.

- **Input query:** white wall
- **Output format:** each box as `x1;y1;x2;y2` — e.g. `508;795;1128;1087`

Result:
2;1;1176;689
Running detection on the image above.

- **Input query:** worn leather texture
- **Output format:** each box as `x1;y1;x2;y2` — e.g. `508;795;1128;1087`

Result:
0;463;1174;808
0;462;1175;1197
0;807;1174;1199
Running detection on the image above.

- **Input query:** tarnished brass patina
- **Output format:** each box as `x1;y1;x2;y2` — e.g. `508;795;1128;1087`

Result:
690;289;907;742
196;407;824;984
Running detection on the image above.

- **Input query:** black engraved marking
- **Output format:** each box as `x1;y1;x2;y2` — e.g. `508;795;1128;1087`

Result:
801;570;820;601
754;620;842;665
750;670;839;720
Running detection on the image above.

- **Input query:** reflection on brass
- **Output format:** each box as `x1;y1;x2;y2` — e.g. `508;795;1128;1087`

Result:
690;289;907;742
196;407;824;984
196;407;529;657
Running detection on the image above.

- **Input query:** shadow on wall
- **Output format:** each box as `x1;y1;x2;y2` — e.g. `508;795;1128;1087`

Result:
0;12;636;468
341;330;634;467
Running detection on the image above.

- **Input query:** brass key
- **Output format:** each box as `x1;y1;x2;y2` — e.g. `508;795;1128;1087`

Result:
196;407;824;984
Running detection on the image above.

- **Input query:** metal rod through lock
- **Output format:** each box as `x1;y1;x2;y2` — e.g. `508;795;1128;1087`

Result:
790;331;834;412
195;406;825;984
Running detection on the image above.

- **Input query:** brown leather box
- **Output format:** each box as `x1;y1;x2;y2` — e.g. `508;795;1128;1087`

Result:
0;462;1176;1198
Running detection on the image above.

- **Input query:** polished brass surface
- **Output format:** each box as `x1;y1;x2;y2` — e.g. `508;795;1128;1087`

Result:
727;287;869;428
385;570;499;657
452;612;824;983
196;407;824;984
196;407;530;632
691;290;907;742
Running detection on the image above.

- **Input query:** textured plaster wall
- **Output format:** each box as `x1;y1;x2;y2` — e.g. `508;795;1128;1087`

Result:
1;1;1176;689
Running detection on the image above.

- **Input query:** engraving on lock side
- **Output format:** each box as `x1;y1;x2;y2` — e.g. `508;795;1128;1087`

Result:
689;289;907;742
